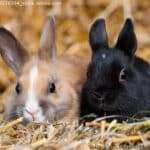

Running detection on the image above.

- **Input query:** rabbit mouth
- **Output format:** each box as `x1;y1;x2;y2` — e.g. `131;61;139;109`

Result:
91;91;105;104
98;97;105;103
92;92;105;104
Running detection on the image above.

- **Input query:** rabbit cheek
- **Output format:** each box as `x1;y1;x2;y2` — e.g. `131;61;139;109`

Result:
44;102;70;122
46;97;73;121
45;84;78;122
39;99;55;122
7;104;22;121
54;101;72;120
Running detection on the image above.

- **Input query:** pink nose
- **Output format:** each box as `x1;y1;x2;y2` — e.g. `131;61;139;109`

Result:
25;108;39;119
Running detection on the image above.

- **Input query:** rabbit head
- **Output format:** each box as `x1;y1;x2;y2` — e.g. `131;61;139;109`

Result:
81;18;144;117
0;16;87;124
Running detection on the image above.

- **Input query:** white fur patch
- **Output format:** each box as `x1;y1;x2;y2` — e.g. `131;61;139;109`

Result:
24;66;45;122
102;53;106;59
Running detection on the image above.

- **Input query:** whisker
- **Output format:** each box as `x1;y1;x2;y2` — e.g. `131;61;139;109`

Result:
118;94;139;100
119;94;148;100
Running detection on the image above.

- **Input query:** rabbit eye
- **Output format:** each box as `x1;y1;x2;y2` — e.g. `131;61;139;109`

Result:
119;68;127;82
16;83;21;94
48;83;56;93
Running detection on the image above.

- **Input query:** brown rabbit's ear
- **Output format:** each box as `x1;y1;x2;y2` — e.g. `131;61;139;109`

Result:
38;15;57;62
0;27;29;76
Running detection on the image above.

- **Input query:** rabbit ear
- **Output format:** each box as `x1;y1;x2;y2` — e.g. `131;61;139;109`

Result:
89;18;108;52
38;15;57;62
115;18;137;57
0;27;29;75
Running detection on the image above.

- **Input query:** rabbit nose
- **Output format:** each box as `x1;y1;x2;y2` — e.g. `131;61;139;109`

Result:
25;108;39;120
98;94;105;102
99;96;104;101
99;92;104;97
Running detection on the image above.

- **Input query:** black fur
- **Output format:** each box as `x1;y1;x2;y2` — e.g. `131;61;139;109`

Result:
80;18;150;121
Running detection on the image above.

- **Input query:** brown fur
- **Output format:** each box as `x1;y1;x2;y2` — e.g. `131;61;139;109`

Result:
5;54;88;123
0;16;89;124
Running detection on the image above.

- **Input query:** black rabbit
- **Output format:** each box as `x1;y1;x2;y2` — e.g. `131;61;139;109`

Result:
80;18;150;121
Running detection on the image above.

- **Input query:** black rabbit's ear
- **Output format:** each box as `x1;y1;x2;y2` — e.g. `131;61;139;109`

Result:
89;18;108;52
115;18;137;57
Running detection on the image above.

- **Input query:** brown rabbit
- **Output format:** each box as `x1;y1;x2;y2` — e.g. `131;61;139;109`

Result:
0;16;88;124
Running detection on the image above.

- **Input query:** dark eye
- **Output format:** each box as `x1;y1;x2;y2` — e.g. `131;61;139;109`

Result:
48;83;56;93
15;83;21;94
119;68;127;82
